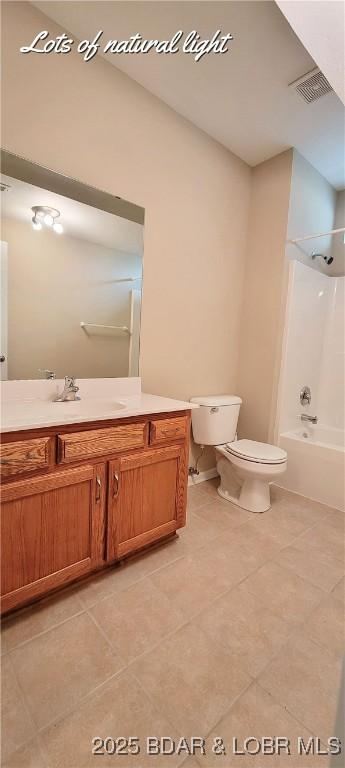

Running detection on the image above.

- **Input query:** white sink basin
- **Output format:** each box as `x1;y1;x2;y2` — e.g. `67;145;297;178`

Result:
1;398;126;428
56;399;126;417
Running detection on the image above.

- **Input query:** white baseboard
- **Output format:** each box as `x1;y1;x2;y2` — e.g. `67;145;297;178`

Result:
188;467;218;486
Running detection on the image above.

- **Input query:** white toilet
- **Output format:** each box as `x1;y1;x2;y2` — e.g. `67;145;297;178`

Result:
190;395;287;513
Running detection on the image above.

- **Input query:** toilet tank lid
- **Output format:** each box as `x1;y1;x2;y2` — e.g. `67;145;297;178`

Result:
190;395;242;406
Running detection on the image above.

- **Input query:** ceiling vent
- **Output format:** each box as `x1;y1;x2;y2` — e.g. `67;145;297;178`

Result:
0;182;12;192
289;67;333;103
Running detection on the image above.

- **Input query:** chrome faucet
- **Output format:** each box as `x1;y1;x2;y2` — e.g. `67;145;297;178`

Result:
301;413;318;424
54;376;80;402
39;368;56;380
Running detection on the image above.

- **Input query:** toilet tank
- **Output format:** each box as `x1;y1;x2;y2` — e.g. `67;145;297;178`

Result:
190;395;242;446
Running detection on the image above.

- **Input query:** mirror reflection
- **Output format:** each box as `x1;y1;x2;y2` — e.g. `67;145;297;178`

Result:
0;168;144;380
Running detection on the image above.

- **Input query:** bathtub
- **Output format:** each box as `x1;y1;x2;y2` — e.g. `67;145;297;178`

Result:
279;425;345;511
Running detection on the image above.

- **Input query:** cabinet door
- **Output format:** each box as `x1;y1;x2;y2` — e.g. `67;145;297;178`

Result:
107;445;188;561
0;463;106;614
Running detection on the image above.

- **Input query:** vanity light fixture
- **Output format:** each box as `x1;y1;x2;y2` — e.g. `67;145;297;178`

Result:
31;206;63;234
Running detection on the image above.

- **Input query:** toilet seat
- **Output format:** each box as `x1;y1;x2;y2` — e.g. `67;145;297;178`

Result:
224;439;287;465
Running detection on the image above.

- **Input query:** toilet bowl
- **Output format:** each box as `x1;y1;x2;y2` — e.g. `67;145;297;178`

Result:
216;439;287;513
190;395;287;515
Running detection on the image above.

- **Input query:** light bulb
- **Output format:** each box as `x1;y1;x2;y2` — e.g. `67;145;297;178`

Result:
44;213;54;227
53;221;63;234
32;217;42;231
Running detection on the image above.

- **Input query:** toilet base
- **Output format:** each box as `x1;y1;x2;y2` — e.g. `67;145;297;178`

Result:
218;478;271;514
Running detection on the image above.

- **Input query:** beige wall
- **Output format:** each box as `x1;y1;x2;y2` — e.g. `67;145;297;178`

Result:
2;217;141;379
237;150;293;443
287;150;337;275
1;2;251;470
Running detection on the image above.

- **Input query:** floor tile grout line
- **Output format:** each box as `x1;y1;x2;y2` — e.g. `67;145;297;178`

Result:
2;733;47;767
4;634;342;749
4;495;335;652
5;614;128;747
293;623;345;660
86;604;125;657
242;559;327;614
268;553;344;594
244;617;312;684
180;510;251;544
78;507;273;612
254;679;333;748
5;594;335;767
190;488;338;557
276;516;345;553
121;564;283;671
37;664;128;738
76;557;185;612
104;552;285;671
331;573;345;592
253;615;342;705
36;732;52;768
2;533;232;655
88;591;196;668
2;606;87;655
128;665;193;751
192;677;256;767
242;507;334;547
81;550;297;676
190;499;251;524
4;652;40;758
130;654;255;749
190;561;329;681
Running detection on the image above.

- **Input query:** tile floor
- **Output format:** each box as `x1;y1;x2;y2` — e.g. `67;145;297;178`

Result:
1;480;344;768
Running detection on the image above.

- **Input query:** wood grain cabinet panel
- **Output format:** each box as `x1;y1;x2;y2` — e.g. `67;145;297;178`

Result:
58;422;146;463
0;464;106;614
107;444;188;561
0;437;53;479
1;411;191;614
149;416;187;445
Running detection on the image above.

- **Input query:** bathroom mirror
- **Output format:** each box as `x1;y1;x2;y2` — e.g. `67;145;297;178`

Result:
0;150;144;381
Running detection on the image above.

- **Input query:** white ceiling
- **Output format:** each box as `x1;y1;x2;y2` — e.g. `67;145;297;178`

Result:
277;0;345;105
1;173;144;254
32;0;345;189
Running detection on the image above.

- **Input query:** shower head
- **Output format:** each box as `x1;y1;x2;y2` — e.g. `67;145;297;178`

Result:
311;252;334;267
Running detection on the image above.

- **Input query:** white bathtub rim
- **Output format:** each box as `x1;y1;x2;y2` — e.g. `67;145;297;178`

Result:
280;428;345;453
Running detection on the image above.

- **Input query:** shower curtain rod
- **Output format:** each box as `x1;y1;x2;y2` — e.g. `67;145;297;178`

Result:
288;227;345;244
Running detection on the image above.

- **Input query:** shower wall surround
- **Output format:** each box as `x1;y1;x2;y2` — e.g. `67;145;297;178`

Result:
279;261;344;433
277;260;345;510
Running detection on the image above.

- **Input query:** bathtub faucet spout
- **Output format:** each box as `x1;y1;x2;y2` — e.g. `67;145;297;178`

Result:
301;414;318;424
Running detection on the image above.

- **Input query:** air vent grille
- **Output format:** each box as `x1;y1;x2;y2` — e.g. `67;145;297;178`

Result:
289;68;333;103
0;182;12;192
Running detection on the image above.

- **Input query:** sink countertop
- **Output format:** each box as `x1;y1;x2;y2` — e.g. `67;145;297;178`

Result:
1;383;198;433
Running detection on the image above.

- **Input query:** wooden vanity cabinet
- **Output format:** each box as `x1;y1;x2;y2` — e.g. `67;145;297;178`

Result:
0;462;106;614
107;444;187;561
0;411;190;614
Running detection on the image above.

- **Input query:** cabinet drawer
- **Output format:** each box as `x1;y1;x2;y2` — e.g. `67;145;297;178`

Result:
0;437;53;479
149;416;187;445
58;422;146;463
